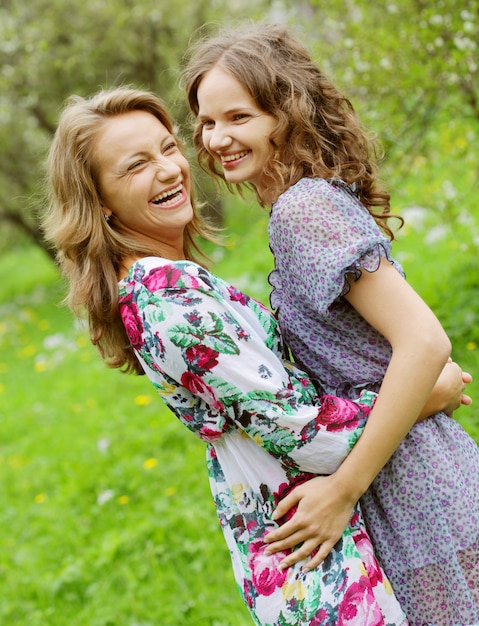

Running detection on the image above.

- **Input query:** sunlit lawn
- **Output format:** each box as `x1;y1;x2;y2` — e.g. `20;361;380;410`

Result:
0;248;249;625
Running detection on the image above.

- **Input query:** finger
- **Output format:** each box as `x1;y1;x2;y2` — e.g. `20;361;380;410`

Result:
277;538;326;570
301;539;337;572
272;491;302;521
264;526;311;552
265;517;302;544
264;526;310;553
461;394;472;406
462;371;473;383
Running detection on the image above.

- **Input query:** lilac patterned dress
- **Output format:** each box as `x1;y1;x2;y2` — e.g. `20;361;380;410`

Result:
118;257;408;626
268;177;479;626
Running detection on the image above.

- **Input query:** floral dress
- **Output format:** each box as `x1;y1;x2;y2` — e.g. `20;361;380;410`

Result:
119;257;407;626
268;177;479;626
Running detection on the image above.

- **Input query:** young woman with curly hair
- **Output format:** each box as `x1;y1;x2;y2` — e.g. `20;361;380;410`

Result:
183;23;479;626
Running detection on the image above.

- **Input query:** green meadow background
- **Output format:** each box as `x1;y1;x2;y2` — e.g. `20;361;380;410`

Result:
1;116;479;624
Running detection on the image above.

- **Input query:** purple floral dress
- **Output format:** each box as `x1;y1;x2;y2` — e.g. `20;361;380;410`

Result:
268;177;479;626
118;257;408;626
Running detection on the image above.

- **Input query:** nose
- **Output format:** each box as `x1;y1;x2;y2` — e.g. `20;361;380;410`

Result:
153;155;181;180
208;123;232;151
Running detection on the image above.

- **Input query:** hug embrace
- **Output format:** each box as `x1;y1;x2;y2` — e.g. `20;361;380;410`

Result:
42;21;478;626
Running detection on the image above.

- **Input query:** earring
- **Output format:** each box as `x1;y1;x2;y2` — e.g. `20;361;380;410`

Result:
103;214;110;223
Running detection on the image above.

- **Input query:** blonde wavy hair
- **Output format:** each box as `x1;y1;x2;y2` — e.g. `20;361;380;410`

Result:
43;87;217;374
183;23;400;239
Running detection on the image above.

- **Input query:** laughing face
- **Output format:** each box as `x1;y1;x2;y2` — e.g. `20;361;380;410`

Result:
196;66;277;200
95;110;194;255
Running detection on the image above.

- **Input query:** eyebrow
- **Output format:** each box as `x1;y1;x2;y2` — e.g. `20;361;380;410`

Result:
197;106;255;118
118;134;177;164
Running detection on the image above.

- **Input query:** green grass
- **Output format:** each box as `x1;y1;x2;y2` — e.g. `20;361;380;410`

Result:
0;247;249;625
1;113;478;622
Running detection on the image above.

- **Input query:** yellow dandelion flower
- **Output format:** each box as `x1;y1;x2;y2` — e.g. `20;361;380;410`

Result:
143;457;158;470
118;495;130;505
34;361;48;373
35;493;47;504
135;395;152;406
8;455;28;469
76;335;88;347
20;345;36;358
467;342;477;351
413;155;427;168
165;486;177;497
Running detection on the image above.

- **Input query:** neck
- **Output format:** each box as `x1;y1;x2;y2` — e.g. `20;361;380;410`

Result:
118;246;186;281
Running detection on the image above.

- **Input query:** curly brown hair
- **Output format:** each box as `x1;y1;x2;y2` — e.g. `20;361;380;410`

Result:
43;87;218;374
183;23;400;239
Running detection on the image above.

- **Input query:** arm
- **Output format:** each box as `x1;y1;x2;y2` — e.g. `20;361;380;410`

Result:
264;259;451;570
123;261;369;473
418;358;472;419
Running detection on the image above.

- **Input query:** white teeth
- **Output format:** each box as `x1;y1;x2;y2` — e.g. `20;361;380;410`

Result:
221;151;248;163
151;184;182;204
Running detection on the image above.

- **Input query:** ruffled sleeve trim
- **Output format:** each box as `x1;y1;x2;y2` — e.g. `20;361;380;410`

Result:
268;178;403;315
338;241;395;298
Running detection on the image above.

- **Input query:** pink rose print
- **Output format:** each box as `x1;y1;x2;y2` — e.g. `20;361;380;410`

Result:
248;540;288;596
243;577;255;608
120;295;144;350
352;528;384;587
198;424;226;441
181;372;225;412
319;396;366;431
273;475;315;523
185;344;219;371
143;265;182;292
227;285;249;306
337;577;383;625
310;608;331;626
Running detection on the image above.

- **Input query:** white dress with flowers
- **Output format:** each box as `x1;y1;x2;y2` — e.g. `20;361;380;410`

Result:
118;257;407;626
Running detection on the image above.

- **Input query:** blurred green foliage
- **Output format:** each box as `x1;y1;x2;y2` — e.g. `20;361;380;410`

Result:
0;0;477;251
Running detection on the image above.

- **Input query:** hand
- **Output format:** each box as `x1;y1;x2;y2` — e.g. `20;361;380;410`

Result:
264;474;356;572
418;358;472;420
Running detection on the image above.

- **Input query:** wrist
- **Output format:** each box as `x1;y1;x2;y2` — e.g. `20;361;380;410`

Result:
329;470;366;506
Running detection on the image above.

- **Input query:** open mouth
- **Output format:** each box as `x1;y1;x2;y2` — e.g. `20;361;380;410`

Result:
221;150;249;164
151;184;183;206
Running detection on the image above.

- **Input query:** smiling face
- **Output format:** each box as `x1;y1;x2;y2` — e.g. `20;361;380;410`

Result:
196;66;277;199
94;110;193;257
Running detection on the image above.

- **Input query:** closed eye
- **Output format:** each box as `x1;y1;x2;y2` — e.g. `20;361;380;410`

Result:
163;141;179;153
127;160;146;171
